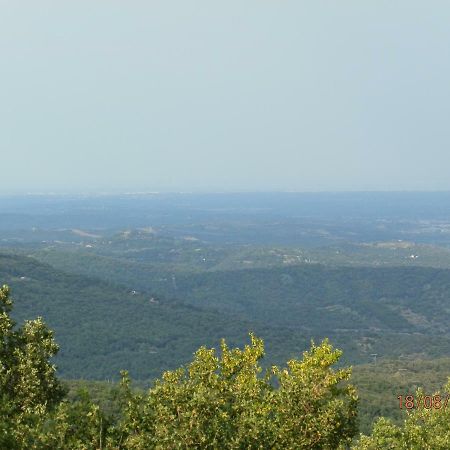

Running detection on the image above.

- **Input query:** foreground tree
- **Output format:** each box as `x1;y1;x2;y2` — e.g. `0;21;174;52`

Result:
355;383;450;450
0;284;65;448
116;335;358;449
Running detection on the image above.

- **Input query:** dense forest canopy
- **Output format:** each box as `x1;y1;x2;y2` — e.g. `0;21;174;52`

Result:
4;250;450;381
2;285;450;449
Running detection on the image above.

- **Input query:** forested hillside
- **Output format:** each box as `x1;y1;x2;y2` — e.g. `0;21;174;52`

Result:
3;284;450;449
5;248;450;381
1;253;311;379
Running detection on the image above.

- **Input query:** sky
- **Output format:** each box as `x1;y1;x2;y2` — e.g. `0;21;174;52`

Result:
1;1;450;193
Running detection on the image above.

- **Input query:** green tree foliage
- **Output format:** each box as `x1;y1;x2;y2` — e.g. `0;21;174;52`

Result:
115;335;358;449
355;383;450;450
32;392;109;450
0;284;64;448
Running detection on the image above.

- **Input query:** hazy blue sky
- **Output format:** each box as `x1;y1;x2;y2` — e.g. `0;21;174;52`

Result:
1;1;450;193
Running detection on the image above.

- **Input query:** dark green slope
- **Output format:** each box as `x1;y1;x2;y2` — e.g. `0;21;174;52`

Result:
0;253;286;380
4;251;450;381
31;244;450;338
171;264;450;334
167;265;450;362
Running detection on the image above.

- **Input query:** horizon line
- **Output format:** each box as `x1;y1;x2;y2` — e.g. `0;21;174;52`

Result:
1;189;450;197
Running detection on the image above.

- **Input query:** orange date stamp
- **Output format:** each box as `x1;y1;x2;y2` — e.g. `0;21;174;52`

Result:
397;394;450;410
